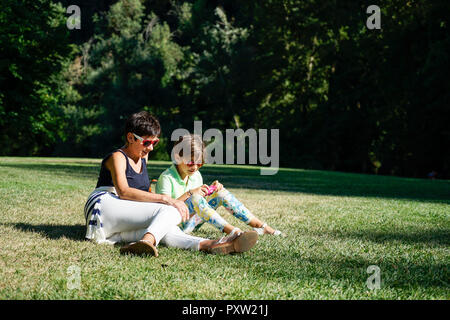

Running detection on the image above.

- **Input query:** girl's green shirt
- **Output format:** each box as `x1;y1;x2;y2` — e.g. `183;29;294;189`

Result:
155;164;203;199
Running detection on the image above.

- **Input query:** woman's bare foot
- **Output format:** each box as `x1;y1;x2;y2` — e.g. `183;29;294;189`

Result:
120;240;159;257
119;232;159;257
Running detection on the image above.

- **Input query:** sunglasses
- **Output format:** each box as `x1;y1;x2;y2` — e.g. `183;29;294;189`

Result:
186;160;203;168
133;133;159;147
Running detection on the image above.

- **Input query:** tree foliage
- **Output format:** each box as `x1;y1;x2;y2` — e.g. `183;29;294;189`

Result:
2;0;449;178
0;0;73;155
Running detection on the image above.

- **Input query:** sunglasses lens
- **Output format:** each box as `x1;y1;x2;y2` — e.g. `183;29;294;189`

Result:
187;161;202;167
143;139;159;147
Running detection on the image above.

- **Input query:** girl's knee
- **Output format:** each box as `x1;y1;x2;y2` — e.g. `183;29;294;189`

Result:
216;187;230;198
190;193;204;205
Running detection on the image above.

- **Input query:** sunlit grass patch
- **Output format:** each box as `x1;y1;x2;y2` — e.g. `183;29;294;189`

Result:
0;157;449;299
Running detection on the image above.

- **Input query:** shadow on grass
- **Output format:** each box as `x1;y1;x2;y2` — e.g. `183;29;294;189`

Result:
243;247;449;291
4;222;87;242
0;162;100;179
308;229;450;247
4;221;449;292
1;161;450;204
232;230;450;292
4;223;132;251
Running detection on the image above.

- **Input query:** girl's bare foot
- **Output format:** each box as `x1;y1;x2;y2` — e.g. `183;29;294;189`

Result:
223;224;242;235
253;223;283;236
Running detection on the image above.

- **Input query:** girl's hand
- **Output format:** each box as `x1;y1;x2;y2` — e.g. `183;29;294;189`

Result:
191;185;210;197
211;180;223;191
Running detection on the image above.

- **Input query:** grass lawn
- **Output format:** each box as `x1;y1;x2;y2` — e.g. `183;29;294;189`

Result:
0;156;449;299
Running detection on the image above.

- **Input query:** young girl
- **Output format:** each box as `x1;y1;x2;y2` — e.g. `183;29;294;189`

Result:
156;134;282;236
84;111;258;256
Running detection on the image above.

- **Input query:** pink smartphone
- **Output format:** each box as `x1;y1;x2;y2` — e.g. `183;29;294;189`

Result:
205;185;217;196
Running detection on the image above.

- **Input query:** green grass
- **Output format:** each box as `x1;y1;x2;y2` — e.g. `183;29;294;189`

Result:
0;156;449;299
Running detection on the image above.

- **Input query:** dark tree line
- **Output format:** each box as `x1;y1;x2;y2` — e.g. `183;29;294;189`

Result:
1;0;449;179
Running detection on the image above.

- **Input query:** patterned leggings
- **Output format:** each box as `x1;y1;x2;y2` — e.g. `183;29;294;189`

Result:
181;187;255;234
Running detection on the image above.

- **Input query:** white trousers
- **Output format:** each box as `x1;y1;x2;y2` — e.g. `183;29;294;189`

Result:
97;192;206;251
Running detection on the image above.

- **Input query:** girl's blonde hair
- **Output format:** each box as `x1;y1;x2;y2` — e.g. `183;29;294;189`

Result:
173;134;205;164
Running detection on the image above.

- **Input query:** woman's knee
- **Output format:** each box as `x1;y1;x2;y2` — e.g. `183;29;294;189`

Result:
160;205;182;225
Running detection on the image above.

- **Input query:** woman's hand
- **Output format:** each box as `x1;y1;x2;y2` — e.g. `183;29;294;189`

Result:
211;180;223;191
190;184;210;197
167;198;189;222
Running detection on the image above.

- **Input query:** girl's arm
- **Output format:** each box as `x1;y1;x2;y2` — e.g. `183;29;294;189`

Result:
157;173;209;201
176;185;210;201
177;191;192;202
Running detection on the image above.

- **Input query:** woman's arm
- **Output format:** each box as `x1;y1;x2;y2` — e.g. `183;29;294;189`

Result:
105;152;169;203
105;153;189;221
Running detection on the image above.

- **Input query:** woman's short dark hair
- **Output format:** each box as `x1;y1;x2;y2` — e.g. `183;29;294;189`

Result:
124;111;161;140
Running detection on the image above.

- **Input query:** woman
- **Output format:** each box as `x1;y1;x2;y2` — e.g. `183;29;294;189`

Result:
84;111;258;256
156;134;282;236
